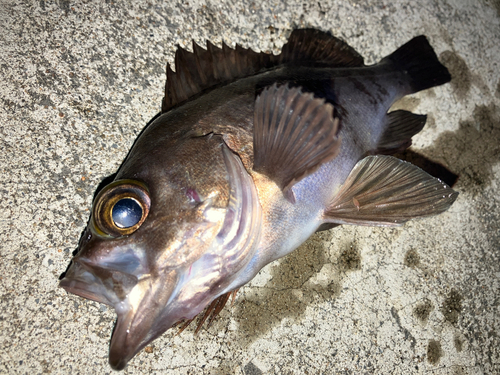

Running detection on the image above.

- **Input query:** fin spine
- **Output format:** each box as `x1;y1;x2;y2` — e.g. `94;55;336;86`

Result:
162;29;364;112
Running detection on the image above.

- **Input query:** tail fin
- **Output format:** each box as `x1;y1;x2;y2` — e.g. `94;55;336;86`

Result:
382;36;451;93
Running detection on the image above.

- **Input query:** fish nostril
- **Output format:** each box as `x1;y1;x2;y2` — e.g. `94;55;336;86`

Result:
185;187;202;203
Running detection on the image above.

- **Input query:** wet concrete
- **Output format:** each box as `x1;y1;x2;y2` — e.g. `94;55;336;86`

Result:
1;1;499;374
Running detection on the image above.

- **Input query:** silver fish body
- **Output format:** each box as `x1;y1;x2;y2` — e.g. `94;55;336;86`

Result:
60;29;457;370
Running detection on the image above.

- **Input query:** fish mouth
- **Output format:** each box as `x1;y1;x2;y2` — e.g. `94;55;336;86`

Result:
59;258;139;307
108;309;159;371
61;258;180;370
108;310;141;370
107;269;179;370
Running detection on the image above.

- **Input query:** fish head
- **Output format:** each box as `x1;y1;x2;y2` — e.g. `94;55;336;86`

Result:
59;131;261;370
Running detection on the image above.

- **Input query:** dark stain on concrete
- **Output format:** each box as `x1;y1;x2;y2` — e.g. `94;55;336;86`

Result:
309;273;343;302
415;103;500;194
442;289;463;325
413;300;433;324
487;0;500;18
496;80;500;99
427;339;443;364
338;245;361;272
454;333;464;352
438;27;454;47
221;234;364;347
425;114;436;129
404;249;421;268
264;234;330;297
243;361;263;375
214;360;239;375
230;232;338;346
390;96;421;113
439;51;471;101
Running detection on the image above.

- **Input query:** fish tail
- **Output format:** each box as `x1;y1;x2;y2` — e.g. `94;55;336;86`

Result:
381;36;451;93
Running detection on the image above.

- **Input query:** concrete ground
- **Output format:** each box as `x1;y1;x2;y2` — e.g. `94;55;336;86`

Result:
1;0;499;374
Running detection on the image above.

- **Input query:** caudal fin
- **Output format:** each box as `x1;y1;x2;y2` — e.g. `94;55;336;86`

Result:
382;36;451;93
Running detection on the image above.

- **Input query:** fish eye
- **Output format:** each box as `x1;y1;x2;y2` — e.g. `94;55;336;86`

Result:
112;198;143;228
92;179;151;237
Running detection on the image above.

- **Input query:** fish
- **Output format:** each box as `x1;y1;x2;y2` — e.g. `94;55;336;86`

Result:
59;28;457;370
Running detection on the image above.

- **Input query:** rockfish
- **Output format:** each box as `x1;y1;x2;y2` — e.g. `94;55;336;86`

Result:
59;29;457;370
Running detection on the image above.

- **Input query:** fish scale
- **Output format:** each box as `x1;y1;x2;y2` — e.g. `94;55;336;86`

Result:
59;28;457;370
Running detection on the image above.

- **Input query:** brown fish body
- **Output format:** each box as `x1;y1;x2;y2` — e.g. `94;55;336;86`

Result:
60;29;457;370
118;61;412;263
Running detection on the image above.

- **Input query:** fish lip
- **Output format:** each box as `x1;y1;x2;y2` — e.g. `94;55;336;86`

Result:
59;258;138;306
107;310;160;371
59;259;110;305
107;269;179;370
108;312;137;371
109;355;128;371
59;277;110;305
108;310;178;371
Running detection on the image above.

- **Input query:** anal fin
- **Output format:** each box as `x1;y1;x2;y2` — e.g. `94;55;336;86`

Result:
375;110;427;154
253;83;341;202
324;155;458;227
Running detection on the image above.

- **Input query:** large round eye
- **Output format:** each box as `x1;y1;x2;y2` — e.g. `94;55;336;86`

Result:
92;179;151;237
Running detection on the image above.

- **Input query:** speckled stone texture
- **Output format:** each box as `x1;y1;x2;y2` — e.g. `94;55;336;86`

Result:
1;1;499;374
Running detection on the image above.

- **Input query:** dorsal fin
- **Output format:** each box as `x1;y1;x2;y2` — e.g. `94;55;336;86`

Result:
162;41;278;112
162;29;365;112
279;28;364;67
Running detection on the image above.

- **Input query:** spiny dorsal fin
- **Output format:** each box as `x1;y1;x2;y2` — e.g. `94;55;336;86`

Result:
253;83;341;202
323;155;458;226
279;28;364;67
162;29;364;112
162;40;278;112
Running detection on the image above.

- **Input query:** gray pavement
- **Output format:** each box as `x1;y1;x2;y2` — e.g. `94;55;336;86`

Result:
1;0;499;374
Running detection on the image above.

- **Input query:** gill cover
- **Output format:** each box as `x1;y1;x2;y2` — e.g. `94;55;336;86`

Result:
107;141;262;370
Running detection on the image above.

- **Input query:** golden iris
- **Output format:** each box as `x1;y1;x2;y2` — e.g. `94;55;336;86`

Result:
92;179;150;237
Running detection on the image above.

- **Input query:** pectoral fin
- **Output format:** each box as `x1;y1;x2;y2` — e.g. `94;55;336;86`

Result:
253;83;341;202
324;155;458;227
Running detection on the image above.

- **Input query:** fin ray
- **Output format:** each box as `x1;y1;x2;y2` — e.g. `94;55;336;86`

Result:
253;84;341;201
324;155;458;226
382;35;451;94
375;110;427;153
163;29;364;112
279;28;364;67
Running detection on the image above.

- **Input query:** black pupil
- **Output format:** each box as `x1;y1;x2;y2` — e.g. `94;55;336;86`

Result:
112;198;143;229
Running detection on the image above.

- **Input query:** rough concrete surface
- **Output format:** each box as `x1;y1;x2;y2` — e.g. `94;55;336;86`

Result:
1;0;499;374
